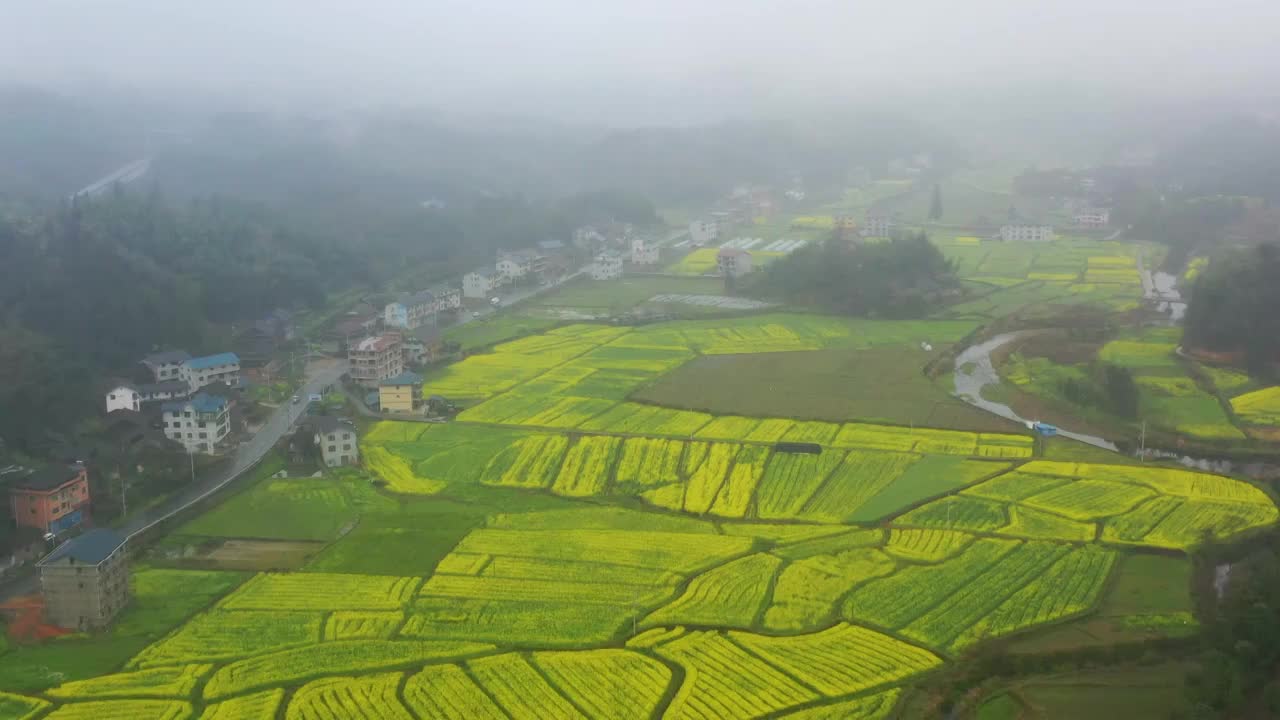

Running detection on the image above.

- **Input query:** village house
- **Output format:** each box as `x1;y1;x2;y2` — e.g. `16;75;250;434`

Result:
400;325;445;366
162;392;231;454
496;249;545;283
630;237;661;265
384;290;436;330
39;528;129;631
104;384;141;414
688;219;720;246
8;465;91;535
348;334;404;387
312;416;359;467
835;214;859;232
1000;224;1055;242
717;247;754;278
590;251;624;280
863;212;894;237
378;371;424;413
572;225;606;250
333;304;381;345
235;310;293;373
463;268;500;299
140;350;190;383
1072;208;1111;228
185;353;241;392
432;286;462;313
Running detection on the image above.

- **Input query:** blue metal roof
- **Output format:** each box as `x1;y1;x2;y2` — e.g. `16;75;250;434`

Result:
188;352;240;370
162;392;228;414
380;371;423;387
39;528;126;566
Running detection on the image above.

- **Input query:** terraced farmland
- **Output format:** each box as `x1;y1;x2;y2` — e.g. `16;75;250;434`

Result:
7;312;1277;719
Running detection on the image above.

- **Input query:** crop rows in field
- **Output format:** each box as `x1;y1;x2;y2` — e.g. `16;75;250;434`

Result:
203;640;493;700
478;433;569;489
763;547;896;632
406;526;752;645
286;672;407;720
198;688;283;720
651;625;939;719
131;610;324;668
884;528;975;562
894;462;1277;548
323;611;403;641
844;539;1117;653
1231;386;1280;425
47;664;212;700
220;573;421;612
43;700;193;720
645;553;782;629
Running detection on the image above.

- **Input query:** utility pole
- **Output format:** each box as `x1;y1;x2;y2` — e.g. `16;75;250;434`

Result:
1139;420;1147;462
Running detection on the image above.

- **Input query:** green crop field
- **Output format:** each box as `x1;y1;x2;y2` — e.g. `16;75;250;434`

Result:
6;311;1274;719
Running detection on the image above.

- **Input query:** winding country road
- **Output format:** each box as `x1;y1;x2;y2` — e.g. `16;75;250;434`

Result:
953;331;1119;451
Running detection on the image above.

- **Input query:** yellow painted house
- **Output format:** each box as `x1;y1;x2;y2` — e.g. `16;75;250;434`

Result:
378;371;423;413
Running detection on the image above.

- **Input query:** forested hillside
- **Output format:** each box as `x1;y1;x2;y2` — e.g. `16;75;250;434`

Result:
0;192;368;448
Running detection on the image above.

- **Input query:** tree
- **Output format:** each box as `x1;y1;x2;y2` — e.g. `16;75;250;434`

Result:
1102;364;1139;419
1184;242;1280;370
929;183;943;221
754;232;958;318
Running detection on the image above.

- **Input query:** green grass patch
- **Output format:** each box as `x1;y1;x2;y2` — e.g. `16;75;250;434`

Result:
976;693;1020;720
631;344;1017;432
442;314;559;351
530;276;725;311
1014;663;1194;719
304;498;492;576
853;456;1006;522
176;476;377;542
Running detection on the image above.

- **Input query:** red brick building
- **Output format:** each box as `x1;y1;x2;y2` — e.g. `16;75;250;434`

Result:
8;466;91;535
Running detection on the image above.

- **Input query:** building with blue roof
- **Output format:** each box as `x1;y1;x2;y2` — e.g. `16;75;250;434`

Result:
161;392;231;454
186;352;240;391
39;528;130;630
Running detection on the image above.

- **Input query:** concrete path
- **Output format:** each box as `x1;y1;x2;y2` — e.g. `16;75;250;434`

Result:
953;331;1119;451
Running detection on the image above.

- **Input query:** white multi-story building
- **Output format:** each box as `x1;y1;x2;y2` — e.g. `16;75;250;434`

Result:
432;286;462;312
689;219;720;246
717;248;754;278
313;416;359;467
863;213;894;237
630;238;660;265
384;290;437;329
1000;224;1055;243
104;385;141;414
496;249;545;282
1072;209;1111;228
572;226;605;250
590;251;624;280
140;351;190;383
348;334;404;387
162;393;231;454
186;353;240;392
463;269;499;299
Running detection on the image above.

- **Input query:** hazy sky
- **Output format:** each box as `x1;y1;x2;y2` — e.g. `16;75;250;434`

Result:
4;0;1279;122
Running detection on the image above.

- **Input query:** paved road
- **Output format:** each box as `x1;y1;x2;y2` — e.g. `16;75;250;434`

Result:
119;360;348;539
953;331;1119;452
72;158;151;199
0;361;348;602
